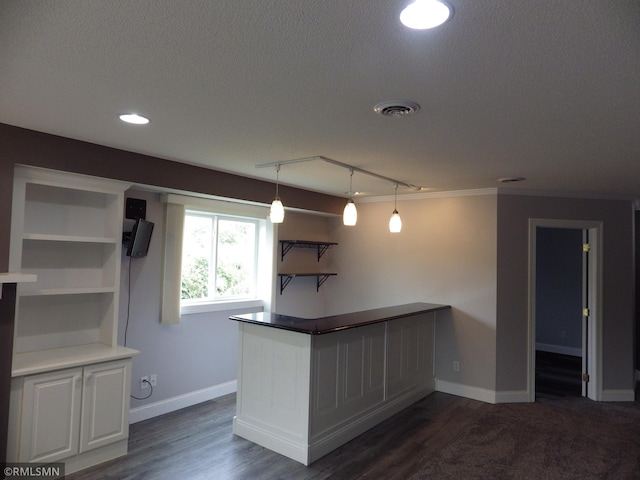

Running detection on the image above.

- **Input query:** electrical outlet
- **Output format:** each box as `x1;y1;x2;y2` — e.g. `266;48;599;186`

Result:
453;361;460;372
150;374;157;387
140;376;149;389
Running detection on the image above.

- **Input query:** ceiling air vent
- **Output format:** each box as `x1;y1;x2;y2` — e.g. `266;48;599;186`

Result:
497;177;526;183
374;100;421;117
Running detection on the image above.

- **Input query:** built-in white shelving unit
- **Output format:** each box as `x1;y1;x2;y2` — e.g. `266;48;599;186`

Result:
7;166;138;474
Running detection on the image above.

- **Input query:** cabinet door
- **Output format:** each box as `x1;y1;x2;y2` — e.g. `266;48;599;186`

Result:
80;359;131;453
19;368;82;463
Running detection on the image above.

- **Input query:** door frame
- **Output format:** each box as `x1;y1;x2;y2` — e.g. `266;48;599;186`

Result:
528;218;603;401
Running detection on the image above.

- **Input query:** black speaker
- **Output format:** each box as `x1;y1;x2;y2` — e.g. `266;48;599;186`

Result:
126;198;146;220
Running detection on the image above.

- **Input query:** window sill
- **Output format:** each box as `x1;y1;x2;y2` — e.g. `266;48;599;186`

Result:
180;299;264;316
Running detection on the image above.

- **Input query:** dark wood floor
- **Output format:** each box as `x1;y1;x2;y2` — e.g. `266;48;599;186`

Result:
535;350;583;397
66;392;490;480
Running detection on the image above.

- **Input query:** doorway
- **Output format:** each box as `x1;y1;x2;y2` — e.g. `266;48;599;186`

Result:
528;219;602;402
534;227;583;397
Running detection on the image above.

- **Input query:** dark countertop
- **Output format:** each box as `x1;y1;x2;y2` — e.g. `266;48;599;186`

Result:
229;302;450;335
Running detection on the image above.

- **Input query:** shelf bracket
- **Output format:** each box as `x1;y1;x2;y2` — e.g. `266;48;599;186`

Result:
316;244;331;261
281;242;295;261
316;274;331;292
278;273;336;294
280;274;294;294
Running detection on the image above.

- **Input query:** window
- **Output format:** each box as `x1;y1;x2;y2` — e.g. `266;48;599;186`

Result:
161;194;275;323
181;211;258;303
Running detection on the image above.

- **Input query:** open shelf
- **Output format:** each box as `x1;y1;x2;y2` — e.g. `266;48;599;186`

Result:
277;273;337;294
10;166;129;360
23;233;119;244
279;240;338;262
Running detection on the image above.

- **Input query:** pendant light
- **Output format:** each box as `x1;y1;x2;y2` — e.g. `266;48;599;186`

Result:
343;168;357;226
389;183;402;233
269;164;285;223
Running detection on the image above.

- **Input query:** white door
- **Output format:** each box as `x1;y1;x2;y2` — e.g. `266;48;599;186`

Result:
80;359;131;453
19;368;82;462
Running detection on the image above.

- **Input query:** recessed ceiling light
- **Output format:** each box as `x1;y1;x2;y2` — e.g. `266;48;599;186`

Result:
119;113;150;125
400;0;452;30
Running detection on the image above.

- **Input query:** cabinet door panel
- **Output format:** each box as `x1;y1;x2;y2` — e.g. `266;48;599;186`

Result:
80;359;131;453
386;313;434;399
20;368;82;463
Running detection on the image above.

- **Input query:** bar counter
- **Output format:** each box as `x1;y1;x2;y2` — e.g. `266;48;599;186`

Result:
230;302;450;465
230;302;450;335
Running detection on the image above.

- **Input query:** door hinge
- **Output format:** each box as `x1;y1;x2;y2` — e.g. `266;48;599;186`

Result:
582;373;590;382
582;307;590;317
582;243;591;252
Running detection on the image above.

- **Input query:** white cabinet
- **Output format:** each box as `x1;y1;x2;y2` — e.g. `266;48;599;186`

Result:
80;360;131;453
18;368;82;463
7;166;138;473
11;359;132;468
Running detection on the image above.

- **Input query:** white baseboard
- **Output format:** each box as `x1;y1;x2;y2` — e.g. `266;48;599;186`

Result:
435;379;531;404
494;389;531;403
435;379;497;404
600;389;636;402
129;380;237;424
535;342;582;357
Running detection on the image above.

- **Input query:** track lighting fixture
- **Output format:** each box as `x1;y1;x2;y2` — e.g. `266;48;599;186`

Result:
257;156;422;230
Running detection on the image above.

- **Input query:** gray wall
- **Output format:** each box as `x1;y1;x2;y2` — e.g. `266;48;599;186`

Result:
325;193;499;392
273;211;335;319
119;190;257;407
496;194;634;392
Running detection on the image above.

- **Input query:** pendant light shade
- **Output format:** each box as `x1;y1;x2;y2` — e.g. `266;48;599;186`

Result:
270;199;284;223
343;200;357;226
389;210;402;232
389;184;402;233
343;169;357;226
270;164;284;224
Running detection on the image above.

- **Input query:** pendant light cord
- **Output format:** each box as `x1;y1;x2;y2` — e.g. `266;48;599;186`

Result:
348;168;354;199
394;183;398;210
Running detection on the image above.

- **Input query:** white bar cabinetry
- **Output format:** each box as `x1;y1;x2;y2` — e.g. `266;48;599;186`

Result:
233;311;436;465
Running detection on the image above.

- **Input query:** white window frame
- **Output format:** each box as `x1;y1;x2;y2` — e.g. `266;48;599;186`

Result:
161;194;276;323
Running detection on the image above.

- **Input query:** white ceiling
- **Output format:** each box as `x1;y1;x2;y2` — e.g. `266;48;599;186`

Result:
1;0;639;199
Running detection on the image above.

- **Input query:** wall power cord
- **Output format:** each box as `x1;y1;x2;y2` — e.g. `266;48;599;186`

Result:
130;378;153;400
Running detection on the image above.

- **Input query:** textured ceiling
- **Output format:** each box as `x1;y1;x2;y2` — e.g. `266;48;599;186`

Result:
1;0;639;199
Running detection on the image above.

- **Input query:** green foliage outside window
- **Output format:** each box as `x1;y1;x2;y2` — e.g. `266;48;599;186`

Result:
181;212;256;302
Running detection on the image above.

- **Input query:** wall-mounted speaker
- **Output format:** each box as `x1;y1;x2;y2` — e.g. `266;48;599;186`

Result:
126;198;146;220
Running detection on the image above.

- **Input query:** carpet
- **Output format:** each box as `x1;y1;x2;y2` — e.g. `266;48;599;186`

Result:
408;397;640;480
